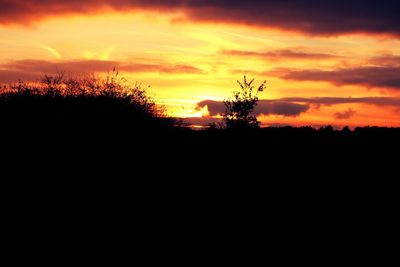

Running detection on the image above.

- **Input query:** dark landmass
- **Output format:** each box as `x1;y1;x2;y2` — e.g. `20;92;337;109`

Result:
2;90;399;152
1;77;399;178
2;96;398;161
2;83;398;217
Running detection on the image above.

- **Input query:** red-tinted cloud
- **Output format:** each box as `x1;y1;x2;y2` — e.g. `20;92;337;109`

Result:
191;96;400;126
334;109;357;120
197;97;400;117
0;59;203;83
271;66;400;90
0;1;399;36
120;64;202;74
280;97;400;107
222;49;340;61
0;69;40;83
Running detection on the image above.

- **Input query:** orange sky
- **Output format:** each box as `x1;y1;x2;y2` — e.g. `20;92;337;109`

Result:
1;7;400;127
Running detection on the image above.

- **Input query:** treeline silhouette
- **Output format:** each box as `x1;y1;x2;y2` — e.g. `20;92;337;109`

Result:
1;75;399;209
1;74;399;170
2;74;398;236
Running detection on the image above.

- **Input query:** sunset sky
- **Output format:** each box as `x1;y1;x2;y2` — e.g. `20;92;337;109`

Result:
1;0;400;127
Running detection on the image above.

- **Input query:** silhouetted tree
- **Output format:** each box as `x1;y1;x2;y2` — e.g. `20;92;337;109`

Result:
223;76;266;129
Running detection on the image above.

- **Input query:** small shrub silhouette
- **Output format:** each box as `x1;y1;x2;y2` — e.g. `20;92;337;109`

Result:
223;76;266;129
0;71;175;129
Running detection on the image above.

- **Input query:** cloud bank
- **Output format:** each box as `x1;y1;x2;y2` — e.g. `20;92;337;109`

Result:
197;99;310;117
271;66;400;90
0;59;202;83
1;0;400;36
196;96;400;118
222;49;340;61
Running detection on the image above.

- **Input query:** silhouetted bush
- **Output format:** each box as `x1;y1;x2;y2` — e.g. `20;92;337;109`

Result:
0;71;175;129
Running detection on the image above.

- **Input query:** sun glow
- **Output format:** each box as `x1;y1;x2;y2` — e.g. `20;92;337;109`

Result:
192;104;210;118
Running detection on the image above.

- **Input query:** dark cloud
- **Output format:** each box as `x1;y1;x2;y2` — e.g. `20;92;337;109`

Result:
257;101;311;117
334;109;356;120
0;59;203;83
191;99;310;126
196;100;226;116
197;100;310;117
222;49;340;61
196;96;400;120
272;66;400;90
0;1;399;36
368;55;400;66
280;97;400;107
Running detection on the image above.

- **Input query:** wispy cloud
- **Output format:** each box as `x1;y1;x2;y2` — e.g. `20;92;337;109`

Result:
84;48;114;61
222;49;340;61
269;66;400;90
36;43;62;59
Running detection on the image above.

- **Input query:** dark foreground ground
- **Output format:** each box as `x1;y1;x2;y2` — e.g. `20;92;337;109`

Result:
1;93;398;198
1;80;398;174
2;117;399;168
1;82;396;254
2;113;397;245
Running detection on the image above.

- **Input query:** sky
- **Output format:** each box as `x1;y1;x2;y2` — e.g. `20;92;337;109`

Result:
1;0;400;127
